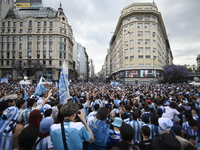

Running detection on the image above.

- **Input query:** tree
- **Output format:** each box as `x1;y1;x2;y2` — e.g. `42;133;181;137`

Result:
163;64;189;83
11;60;45;80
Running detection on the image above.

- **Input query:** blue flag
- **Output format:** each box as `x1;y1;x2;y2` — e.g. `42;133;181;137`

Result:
35;76;46;96
23;91;28;101
59;61;70;104
0;77;8;83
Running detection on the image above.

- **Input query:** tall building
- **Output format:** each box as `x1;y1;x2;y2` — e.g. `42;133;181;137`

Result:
197;54;200;69
107;2;173;84
0;1;74;81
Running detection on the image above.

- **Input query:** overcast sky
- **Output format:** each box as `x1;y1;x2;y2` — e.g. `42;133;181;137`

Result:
43;0;200;73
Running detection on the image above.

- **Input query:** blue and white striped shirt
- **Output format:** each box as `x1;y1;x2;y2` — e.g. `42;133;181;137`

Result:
129;120;143;144
143;124;159;139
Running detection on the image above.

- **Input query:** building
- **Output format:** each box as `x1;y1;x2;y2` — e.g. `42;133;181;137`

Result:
89;59;95;81
79;46;89;81
197;54;200;70
107;2;173;84
0;1;74;81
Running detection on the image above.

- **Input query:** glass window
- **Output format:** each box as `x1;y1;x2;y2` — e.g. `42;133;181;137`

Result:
138;23;143;27
37;29;40;33
37;52;40;58
136;16;143;20
50;22;53;27
145;23;150;27
129;32;134;36
124;26;128;30
138;39;143;43
130;56;134;59
138;31;143;36
138;47;143;51
49;52;52;58
2;22;5;27
13;29;16;33
13;52;15;58
49;60;52;65
44;21;47;27
20;22;23;27
124;57;128;60
62;23;65;28
43;29;46;33
27;52;32;58
49;36;53;41
2;44;4;50
13;44;16;50
28;36;32;41
145;31;150;35
130;24;133;28
28;29;32;32
138;55;143;58
38;22;41;27
130;48;134;51
7;37;10;42
2;29;5;33
28;43;32;50
29;20;32;27
43;51;46;58
130;40;134;43
37;43;40;50
7;61;10;65
145;55;150;58
43;61;46;65
19;43;22;50
129;17;134;22
2;37;5;42
8;21;11;27
43;36;46;41
130;64;134;67
19;52;22;58
145;47;150;50
7;44;10;50
7;52;10;58
124;49;128;52
125;64;129;67
37;36;40;41
7;29;10;33
43;43;46;50
49;43;52;50
19;36;23;42
13;22;16;27
138;64;144;66
49;29;53;33
20;29;23;33
144;16;150;21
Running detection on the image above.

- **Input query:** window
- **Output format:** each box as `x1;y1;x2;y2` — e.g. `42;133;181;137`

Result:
138;64;144;66
28;36;32;41
144;23;150;27
125;56;128;60
146;64;151;66
49;36;53;41
129;32;134;36
49;43;52;50
38;22;41;27
145;31;150;35
124;41;128;45
13;29;16;33
152;24;156;29
153;32;156;37
145;39;150;43
13;22;16;27
20;29;23;33
152;16;156;21
7;44;10;50
8;21;11;27
130;24;133;28
138;31;143;36
145;55;150;58
2;44;4;50
49;60;52;65
44;21;47;27
125;64;129;67
43;52;46;58
19;43;22;50
138;55;143;58
43;36;46;41
153;48;156;52
124;34;128;37
43;29;46;33
37;29;40;33
124;19;129;24
7;52;10;58
2;29;5;33
19;52;22;58
130;56;134;60
136;16;143;20
145;47;150;50
129;17;134;22
28;29;32;32
7;37;10;42
13;44;16;50
37;52;40;58
50;22;53;27
2;37;5;42
19;36;23;42
37;36;40;41
7;61;10;66
60;29;66;34
2;22;5;27
28;43;32;50
138;23;143;28
29;20;32;27
138;47;143;51
49;52;52;58
144;16;150;21
37;43;40;50
2;52;4;59
138;39;143;44
124;26;128;30
20;22;23;27
130;64;134;67
62;23;65;28
124;49;128;52
130;48;134;51
27;52;32;58
49;29;53;33
1;61;3;65
130;40;134;43
43;43;46;50
13;52;15;58
7;29;10;33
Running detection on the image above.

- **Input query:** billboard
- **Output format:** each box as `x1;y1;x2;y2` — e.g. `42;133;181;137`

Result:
126;70;140;78
16;3;31;7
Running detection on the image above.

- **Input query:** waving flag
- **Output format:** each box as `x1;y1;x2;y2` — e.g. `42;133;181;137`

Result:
59;61;70;104
198;106;200;149
0;77;8;83
35;76;46;96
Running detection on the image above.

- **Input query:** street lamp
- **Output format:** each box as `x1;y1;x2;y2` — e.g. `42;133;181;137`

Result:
153;56;156;83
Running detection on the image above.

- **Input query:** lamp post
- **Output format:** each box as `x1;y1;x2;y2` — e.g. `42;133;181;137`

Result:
153;56;156;83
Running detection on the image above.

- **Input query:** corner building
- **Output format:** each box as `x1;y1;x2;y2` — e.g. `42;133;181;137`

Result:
0;2;74;81
109;2;173;84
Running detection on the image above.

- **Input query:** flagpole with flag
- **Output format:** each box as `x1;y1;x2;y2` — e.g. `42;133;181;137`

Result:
35;76;46;96
59;61;71;104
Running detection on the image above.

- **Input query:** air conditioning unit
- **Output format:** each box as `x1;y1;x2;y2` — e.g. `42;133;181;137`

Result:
145;42;147;44
138;26;140;28
138;42;140;44
145;26;147;28
138;50;140;52
126;44;128;46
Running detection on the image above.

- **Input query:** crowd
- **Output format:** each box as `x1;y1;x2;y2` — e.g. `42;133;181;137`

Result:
0;81;200;150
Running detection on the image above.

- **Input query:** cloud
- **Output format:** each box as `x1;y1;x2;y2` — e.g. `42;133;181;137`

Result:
43;0;200;73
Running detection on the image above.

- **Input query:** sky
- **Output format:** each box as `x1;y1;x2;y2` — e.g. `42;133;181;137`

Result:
43;0;200;73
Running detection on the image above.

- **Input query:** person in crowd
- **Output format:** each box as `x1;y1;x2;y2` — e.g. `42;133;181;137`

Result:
50;102;94;150
19;126;38;150
110;123;141;150
108;117;122;148
18;92;52;125
142;106;153;124
137;126;154;150
129;112;143;144
88;107;110;150
86;103;99;124
152;117;181;150
15;99;26;116
0;106;24;150
35;117;54;150
191;107;198;121
188;119;199;149
162;102;180;120
54;103;64;123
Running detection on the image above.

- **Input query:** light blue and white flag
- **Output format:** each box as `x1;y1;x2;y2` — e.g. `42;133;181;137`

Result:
0;77;8;83
59;61;71;104
55;81;58;88
35;76;46;96
23;90;29;101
